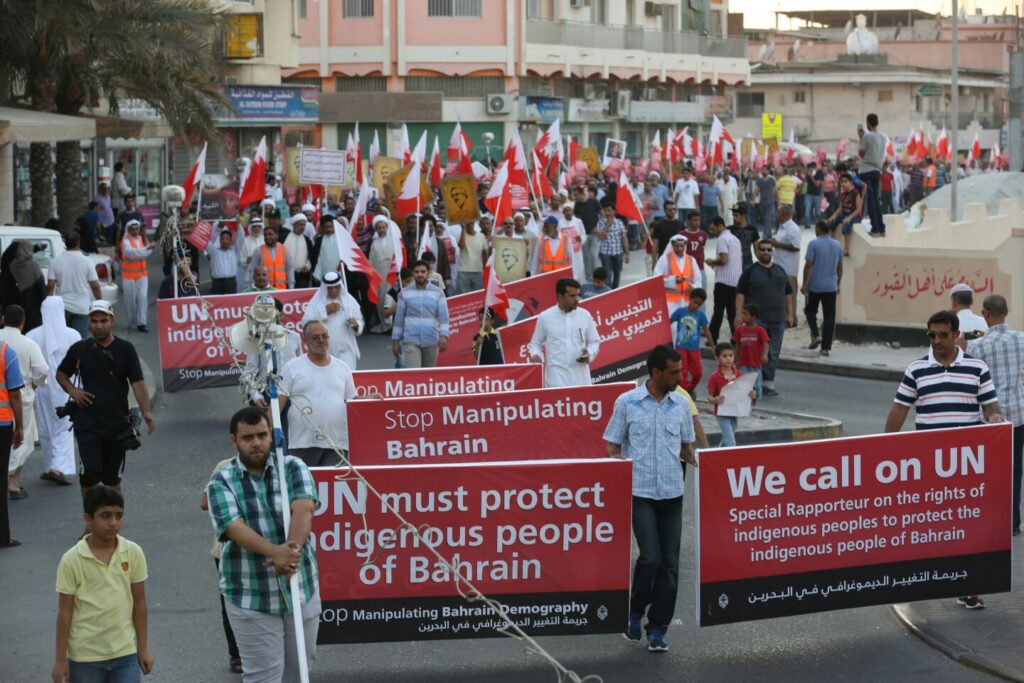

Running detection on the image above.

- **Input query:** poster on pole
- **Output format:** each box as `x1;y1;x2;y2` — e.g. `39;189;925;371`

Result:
373;157;403;197
311;459;633;643
351;364;543;399
156;289;315;392
299;148;347;186
346;383;631;466
441;174;480;224
577;148;601;176
438;267;569;368
492;236;529;283
696;424;1013;626
498;276;671;384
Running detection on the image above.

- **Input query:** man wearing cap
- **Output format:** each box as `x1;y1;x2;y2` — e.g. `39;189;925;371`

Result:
284;215;313;289
251;226;293;290
205;229;239;295
56;300;154;495
654;235;703;315
951;284;988;339
300;272;363;371
533;217;573;275
121;219;154;333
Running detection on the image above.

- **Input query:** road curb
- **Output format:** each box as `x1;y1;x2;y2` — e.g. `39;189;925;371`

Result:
733;410;843;446
890;604;1024;683
700;347;904;382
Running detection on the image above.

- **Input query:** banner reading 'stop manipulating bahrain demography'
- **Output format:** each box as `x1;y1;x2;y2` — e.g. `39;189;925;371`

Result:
311;459;632;643
438;267;570;368
346;383;633;465
351;364;543;399
156;289;315;392
696;424;1013;626
498;276;671;384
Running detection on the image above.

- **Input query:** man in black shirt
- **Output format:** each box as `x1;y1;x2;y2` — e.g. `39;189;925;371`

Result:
574;185;602;280
729;203;760;271
651;201;685;257
56;300;154;493
734;240;792;397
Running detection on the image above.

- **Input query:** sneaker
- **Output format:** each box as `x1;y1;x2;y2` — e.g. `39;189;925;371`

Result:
763;387;779;396
647;627;668;652
623;613;642;641
956;596;985;609
808;337;821;350
820;349;830;357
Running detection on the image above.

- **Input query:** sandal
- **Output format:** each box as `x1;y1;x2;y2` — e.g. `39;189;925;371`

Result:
230;657;243;674
0;538;21;548
41;471;72;486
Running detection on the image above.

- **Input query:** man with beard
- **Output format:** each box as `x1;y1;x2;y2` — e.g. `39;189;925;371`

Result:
300;272;363;370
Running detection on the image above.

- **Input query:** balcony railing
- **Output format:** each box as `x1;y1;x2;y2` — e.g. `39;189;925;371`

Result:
525;19;746;59
914;111;1006;130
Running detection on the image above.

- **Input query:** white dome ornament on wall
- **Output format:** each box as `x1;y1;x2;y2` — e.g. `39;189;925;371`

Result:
846;14;880;55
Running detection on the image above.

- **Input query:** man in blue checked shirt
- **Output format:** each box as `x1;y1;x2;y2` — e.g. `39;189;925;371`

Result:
603;345;697;653
391;260;450;368
207;407;320;681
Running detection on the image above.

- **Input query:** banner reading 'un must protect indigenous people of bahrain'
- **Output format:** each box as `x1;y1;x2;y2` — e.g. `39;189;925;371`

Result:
156;289;315;392
351;364;542;399
346;383;632;466
438;267;570;368
311;460;632;643
696;424;1012;626
498;276;671;384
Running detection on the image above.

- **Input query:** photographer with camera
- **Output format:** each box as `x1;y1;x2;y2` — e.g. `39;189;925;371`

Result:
55;300;154;494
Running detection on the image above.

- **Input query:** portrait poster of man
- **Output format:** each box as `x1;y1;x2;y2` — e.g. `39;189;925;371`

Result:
373;156;403;197
602;138;627;166
492;236;528;283
441;174;480;224
577;148;602;176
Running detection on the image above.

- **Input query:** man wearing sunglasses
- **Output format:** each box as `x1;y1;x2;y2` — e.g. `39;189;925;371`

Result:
885;309;1003;610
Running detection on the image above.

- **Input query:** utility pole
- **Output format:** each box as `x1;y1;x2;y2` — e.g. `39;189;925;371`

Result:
950;0;959;221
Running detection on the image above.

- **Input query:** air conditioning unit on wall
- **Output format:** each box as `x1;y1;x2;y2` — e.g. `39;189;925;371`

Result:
486;94;514;115
611;91;632;117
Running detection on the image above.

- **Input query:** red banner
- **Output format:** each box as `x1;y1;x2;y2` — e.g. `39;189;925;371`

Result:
697;424;1013;625
156;289;315;392
347;383;632;466
498;276;671;384
352;364;542;399
439;268;569;367
311;459;632;643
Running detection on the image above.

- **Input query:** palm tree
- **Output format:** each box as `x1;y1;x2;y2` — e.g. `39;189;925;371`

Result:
0;0;228;230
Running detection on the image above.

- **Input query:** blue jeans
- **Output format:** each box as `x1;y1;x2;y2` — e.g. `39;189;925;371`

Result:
630;495;683;631
716;415;738;447
859;170;885;234
758;203;777;237
69;654;141;683
739;366;763;399
803;194;821;228
599;253;624;289
761;319;786;385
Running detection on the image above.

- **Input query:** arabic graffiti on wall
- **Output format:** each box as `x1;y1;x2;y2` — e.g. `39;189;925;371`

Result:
852;255;1009;325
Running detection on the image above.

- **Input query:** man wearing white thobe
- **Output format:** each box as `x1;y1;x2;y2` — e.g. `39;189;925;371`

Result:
528;277;601;387
120;219;154;331
0;305;48;497
300;271;364;371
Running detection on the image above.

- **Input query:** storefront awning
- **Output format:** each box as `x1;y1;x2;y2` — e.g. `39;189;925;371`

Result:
0;106;97;145
93;115;173;141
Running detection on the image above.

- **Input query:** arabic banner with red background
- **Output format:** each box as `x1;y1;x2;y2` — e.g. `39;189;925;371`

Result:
498;276;671;384
439;268;570;368
697;424;1012;626
352;364;543;399
311;459;632;643
156;289;315;392
347;383;632;466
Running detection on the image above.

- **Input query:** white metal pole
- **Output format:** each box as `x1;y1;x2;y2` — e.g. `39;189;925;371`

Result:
951;0;960;221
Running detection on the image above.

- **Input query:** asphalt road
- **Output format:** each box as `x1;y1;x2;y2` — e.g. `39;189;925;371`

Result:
0;270;988;683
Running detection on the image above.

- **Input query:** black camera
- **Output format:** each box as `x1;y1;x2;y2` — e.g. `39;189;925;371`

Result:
55;401;76;420
116;408;143;451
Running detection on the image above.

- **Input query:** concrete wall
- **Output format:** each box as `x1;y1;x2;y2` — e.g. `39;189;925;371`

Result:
840;198;1024;331
224;0;299;85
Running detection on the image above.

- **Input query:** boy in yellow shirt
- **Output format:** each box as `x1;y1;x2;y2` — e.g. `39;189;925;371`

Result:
53;485;152;682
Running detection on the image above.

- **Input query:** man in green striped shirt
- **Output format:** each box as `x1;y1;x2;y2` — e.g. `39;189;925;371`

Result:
207;407;321;681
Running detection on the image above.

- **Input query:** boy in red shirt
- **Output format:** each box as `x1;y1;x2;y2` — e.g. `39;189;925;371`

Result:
731;303;770;401
707;343;755;448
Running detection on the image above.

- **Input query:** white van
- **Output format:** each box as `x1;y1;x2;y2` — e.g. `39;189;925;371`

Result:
0;226;120;303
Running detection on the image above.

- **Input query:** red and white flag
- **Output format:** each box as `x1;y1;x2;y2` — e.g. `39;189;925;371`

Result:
567;134;580;166
530;150;552;199
394;163;422;219
353;123;363;184
884;137;895;162
968;132;982;166
991;141;1002;170
502;129;530;192
388;221;406;285
785;128;796;165
400;124;412;165
616;170;644;224
481;252;509;321
185;220;215;251
238;136;267;208
350;175;372;237
429;136;444;187
334;221;383;303
369;130;381;179
412;130;428;169
484;160;512;225
447;121;472;161
936;127;949;161
181;142;207;211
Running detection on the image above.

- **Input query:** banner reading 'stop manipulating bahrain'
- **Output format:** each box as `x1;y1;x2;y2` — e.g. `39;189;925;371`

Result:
311;459;632;643
351;364;543;399
156;289;315;392
438;267;570;368
498;276;671;384
697;424;1013;626
346;383;633;465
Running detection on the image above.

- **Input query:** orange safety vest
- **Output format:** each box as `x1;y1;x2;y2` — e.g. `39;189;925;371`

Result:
665;254;694;304
261;244;288;289
122;236;148;280
0;343;13;422
537;236;570;273
924;164;938;189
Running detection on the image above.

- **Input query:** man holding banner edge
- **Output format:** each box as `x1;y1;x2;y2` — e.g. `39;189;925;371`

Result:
604;345;697;653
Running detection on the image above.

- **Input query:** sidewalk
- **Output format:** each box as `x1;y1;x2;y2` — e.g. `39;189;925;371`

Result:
696;397;841;446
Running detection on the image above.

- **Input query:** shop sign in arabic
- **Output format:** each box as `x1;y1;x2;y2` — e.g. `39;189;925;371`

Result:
219;85;319;123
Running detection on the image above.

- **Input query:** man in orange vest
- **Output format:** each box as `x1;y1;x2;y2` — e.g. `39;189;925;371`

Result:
532;217;572;275
121;219;154;333
250;225;293;290
653;234;703;315
0;340;25;548
923;156;938;196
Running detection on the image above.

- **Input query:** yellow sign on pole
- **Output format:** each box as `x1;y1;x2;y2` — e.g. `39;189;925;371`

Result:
762;113;783;142
441;174;480;225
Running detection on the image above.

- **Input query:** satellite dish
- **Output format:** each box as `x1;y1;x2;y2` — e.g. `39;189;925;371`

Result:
764;40;776;61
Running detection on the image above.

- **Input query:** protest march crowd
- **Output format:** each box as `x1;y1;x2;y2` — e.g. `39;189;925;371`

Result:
1;111;1019;683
